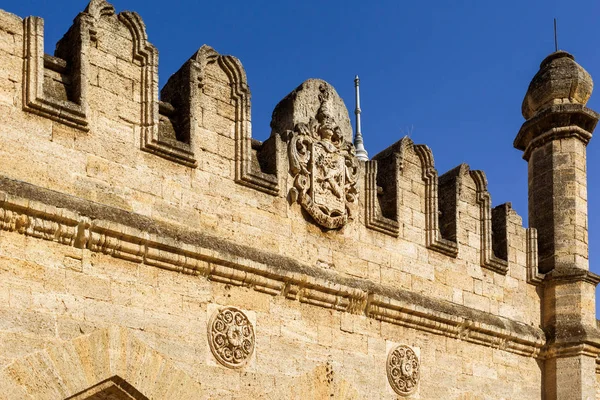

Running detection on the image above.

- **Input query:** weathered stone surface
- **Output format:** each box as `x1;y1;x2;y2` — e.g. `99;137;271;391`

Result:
522;51;593;120
0;0;597;399
286;82;359;229
515;48;600;399
271;79;353;143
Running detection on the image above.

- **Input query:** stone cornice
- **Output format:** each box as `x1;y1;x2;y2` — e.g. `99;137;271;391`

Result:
542;323;600;360
543;267;600;286
0;176;545;358
514;104;599;160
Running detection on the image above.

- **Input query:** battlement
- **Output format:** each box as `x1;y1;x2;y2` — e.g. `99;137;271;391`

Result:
0;2;598;399
0;0;541;320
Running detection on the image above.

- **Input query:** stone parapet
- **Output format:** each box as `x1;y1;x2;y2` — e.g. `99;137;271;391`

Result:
0;1;592;398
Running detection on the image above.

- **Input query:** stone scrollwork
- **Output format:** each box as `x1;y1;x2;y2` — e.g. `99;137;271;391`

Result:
288;85;359;229
386;344;420;396
208;306;255;369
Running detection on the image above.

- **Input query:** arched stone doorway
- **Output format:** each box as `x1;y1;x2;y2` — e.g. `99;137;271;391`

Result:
0;327;202;399
66;376;147;400
0;326;362;399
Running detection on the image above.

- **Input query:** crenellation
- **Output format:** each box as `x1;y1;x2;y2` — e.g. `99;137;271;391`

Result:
2;0;534;282
413;144;460;258
438;164;468;245
490;204;509;267
22;12;91;131
470;169;510;274
194;46;279;194
0;1;595;398
364;139;404;236
42;55;72;102
160;63;193;147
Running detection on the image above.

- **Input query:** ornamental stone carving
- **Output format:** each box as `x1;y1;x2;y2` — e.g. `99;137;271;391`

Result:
287;84;359;229
208;306;255;369
386;344;420;396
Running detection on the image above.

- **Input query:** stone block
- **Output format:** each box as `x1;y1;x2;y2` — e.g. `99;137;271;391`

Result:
66;270;111;301
0;4;587;398
463;291;490;313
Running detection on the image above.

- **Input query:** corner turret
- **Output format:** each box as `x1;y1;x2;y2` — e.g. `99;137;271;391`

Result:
515;51;600;400
515;51;598;272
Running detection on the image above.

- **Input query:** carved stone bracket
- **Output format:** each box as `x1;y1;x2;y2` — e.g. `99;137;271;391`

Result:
0;191;80;245
287;84;359;229
367;294;543;357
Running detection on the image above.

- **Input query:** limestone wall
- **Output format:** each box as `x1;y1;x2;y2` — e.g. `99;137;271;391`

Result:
0;230;541;399
0;2;550;399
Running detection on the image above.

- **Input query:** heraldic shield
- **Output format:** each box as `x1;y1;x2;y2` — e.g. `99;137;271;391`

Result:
288;85;359;229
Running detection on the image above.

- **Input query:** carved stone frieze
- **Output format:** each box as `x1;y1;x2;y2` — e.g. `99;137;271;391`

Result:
0;193;80;245
288;84;359;229
208;306;255;369
0;186;546;358
386;344;420;396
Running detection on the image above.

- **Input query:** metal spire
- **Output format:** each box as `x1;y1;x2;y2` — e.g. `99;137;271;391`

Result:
354;75;369;161
554;18;558;52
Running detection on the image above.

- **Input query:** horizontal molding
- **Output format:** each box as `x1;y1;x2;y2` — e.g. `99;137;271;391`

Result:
0;177;545;358
367;293;543;357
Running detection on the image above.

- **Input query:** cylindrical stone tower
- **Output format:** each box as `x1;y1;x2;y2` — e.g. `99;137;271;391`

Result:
515;51;600;400
516;50;598;273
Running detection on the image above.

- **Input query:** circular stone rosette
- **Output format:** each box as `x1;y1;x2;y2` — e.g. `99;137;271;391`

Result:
208;306;255;369
386;344;420;396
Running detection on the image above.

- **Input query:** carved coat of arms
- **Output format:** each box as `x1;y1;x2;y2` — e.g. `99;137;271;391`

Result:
288;85;359;229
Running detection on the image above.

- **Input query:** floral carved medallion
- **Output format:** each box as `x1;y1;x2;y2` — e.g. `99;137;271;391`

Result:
386;344;420;396
208;306;255;369
288;85;359;229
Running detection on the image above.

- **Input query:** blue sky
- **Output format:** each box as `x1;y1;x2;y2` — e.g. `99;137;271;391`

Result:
4;1;600;307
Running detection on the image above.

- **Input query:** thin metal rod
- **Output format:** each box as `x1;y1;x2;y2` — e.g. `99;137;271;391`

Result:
354;76;362;139
353;75;368;161
554;18;558;52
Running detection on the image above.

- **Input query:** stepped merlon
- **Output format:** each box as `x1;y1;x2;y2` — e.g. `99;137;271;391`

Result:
0;1;598;398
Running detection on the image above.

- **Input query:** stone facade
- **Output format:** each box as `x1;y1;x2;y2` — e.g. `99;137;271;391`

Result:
0;1;598;399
